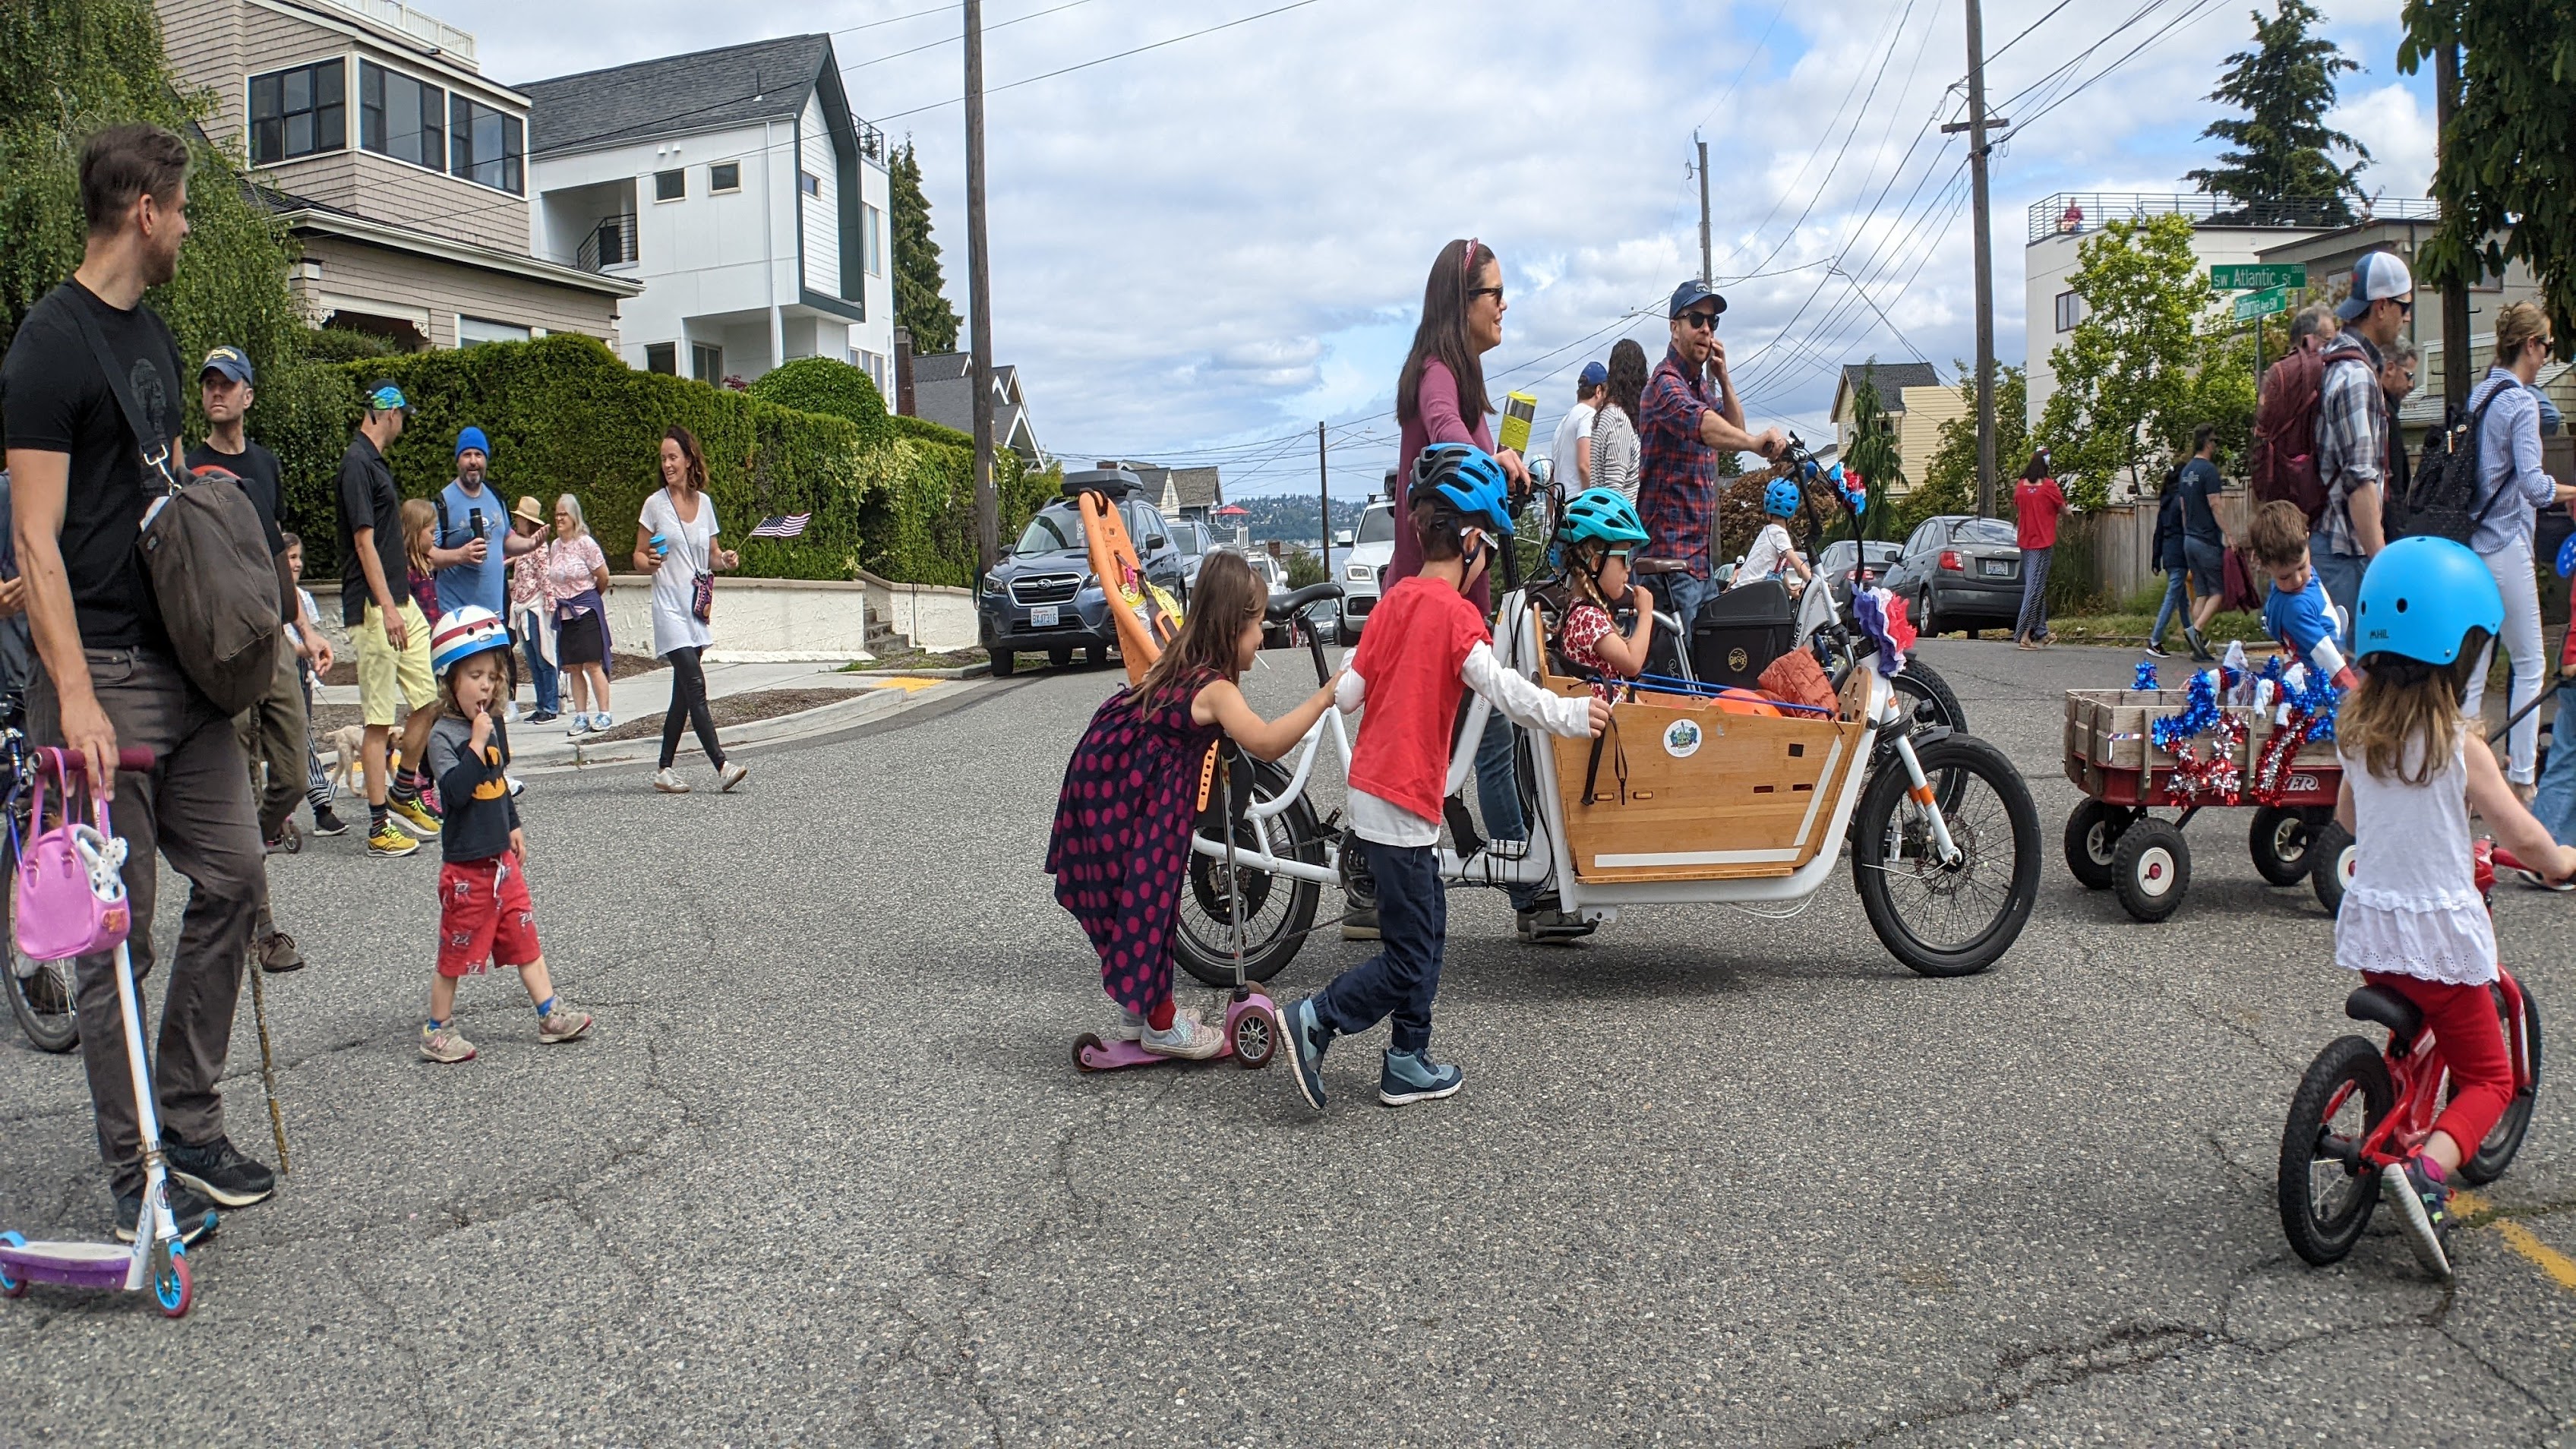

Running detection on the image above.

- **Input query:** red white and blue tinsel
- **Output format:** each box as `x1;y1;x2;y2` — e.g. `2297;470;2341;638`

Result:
2245;654;2344;807
2152;667;2246;805
1852;587;1915;675
2133;659;2159;692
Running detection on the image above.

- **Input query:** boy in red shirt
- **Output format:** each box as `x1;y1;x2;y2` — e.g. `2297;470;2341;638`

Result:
1274;446;1608;1110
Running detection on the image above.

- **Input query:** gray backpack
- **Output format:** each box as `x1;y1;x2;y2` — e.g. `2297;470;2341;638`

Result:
71;300;279;715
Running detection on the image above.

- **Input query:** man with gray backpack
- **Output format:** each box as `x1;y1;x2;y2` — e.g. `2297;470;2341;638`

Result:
0;125;277;1242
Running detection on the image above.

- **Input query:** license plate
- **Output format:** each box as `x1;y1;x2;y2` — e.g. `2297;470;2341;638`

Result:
1030;605;1058;627
1981;559;2012;577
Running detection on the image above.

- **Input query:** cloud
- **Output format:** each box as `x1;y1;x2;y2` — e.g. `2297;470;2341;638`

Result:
2331;83;2435;201
406;0;2442;494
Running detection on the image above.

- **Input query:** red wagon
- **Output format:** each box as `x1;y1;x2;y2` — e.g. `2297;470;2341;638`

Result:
2061;686;2354;920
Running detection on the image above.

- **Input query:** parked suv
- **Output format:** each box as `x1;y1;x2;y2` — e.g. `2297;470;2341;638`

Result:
978;469;1189;676
1336;495;1397;642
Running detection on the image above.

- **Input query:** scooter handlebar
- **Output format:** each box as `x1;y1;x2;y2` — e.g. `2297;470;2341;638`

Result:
34;746;156;776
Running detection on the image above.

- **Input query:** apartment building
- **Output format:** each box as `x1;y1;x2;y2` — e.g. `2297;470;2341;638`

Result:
157;0;639;350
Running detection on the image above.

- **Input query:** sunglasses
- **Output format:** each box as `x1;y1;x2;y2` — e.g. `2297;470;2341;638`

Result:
1467;286;1506;305
1602;548;1632;565
1678;311;1720;332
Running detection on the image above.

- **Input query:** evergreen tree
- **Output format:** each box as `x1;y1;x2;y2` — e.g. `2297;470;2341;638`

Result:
889;140;961;355
2184;2;2367;220
1841;365;1905;541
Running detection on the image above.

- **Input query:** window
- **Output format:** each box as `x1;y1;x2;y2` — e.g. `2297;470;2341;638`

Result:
447;94;523;194
690;343;724;383
458;316;531;347
248;60;346;165
861;200;884;278
799;171;820;197
709;161;741;193
645;343;677;375
358;62;443;169
2054;289;2084;333
654;168;686;203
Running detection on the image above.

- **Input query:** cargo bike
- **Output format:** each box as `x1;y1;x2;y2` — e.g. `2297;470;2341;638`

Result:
1164;453;2042;987
2060;673;2355;921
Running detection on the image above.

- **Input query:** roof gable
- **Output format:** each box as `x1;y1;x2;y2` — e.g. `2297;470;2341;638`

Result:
525;34;833;157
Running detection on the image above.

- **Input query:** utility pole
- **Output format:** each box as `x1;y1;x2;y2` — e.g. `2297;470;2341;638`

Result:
2435;40;2470;415
965;0;999;572
1947;0;2003;519
1695;134;1713;289
1317;421;1330;578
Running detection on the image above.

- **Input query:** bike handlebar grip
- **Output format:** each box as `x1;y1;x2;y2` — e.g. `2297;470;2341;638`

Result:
116;748;156;773
39;746;157;776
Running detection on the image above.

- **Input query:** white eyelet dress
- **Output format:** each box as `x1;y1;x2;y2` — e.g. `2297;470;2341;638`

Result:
2333;735;2497;987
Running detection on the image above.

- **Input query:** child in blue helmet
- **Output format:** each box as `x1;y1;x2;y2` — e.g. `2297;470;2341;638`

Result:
1274;446;1609;1110
1732;478;1814;592
1554;488;1656;701
2334;536;2575;1279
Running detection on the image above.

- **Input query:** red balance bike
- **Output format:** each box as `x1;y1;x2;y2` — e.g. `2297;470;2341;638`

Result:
2278;842;2543;1266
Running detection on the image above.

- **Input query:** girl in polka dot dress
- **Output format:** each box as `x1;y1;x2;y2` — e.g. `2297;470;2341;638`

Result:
1046;551;1344;1057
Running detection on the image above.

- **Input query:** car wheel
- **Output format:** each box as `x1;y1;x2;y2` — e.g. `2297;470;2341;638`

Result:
1916;589;1937;638
988;649;1015;677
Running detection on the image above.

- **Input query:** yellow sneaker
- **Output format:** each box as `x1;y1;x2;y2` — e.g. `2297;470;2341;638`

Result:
367;820;419;857
387;793;440;838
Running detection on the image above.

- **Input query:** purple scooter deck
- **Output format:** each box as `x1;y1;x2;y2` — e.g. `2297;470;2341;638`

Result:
1;1241;134;1292
1073;992;1277;1073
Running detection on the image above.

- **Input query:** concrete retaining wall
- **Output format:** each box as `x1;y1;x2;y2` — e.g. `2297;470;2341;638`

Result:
858;571;978;653
596;573;978;660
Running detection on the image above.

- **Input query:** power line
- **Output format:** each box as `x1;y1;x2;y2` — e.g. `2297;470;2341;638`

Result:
1985;0;2076;64
841;0;1101;74
829;2;967;36
875;0;1328;122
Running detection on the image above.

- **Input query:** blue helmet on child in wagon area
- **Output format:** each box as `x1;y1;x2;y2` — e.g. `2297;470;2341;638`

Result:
1557;488;1649;548
2354;536;2502;666
1413;443;1515;536
1763;478;1803;518
429;605;512;676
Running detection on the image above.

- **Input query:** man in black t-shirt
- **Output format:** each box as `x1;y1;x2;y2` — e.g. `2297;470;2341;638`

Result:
0;125;273;1241
188;345;329;974
333;382;441;856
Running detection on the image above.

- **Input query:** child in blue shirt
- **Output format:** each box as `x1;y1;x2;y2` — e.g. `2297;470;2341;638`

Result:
2251;500;2355;689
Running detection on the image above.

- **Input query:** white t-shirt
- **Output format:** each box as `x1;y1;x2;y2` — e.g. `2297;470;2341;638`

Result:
1549;402;1597;491
637;488;719;657
1734;522;1796;588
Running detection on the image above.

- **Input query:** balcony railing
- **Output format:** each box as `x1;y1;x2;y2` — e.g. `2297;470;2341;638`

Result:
857;118;886;163
576;213;637;273
2029;191;2439;245
320;0;476;63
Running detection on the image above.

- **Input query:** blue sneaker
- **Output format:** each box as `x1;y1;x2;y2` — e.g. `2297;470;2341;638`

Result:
1379;1046;1463;1106
1275;996;1328;1110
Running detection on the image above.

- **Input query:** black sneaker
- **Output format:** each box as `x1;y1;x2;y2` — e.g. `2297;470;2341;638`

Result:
2144;639;2173;658
2381;1155;2453;1279
526;709;560;724
162;1132;276;1208
310;806;349;838
115;1181;219;1244
2185;625;2216;663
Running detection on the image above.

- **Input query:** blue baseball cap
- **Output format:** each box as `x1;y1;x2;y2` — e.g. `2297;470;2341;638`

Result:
364;380;412;414
198;346;254;387
1668;278;1728;319
1577;360;1608;387
2334;251;2413;322
455;425;491;459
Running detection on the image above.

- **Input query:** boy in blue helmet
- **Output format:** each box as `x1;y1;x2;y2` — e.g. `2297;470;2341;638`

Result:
1731;478;1814;592
1274;445;1609;1110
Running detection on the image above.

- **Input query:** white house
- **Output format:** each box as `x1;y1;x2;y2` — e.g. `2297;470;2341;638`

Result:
522;34;895;392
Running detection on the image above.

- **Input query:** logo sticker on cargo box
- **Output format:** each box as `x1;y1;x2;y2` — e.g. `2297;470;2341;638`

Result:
1663;718;1703;759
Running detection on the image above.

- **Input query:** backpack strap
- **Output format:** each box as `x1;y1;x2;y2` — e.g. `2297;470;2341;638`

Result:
64;297;182;497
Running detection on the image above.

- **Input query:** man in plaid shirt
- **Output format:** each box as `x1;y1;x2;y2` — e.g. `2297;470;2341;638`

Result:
2311;251;2414;641
1639;279;1788;627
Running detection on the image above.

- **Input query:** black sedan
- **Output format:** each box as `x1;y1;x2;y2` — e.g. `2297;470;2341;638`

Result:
1880;515;2027;636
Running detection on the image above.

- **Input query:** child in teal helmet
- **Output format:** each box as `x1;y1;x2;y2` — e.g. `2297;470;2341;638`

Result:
1732;477;1814;592
1554;488;1655;700
1272;447;1609;1113
2334;536;2576;1280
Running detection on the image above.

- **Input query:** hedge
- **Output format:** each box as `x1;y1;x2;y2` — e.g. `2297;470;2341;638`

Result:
746;355;892;450
254;336;1053;586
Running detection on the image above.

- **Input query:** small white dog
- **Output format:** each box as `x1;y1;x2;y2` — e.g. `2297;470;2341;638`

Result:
323;724;366;795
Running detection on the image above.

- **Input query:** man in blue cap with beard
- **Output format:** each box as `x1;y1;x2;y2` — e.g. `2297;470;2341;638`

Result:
428;426;541;718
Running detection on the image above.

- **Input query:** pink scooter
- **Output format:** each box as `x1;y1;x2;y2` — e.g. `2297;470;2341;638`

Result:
0;747;199;1318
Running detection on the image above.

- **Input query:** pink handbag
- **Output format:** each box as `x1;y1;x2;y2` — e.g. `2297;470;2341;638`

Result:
15;755;131;960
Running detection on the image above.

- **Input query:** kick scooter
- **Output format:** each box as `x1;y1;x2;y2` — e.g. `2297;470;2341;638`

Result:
0;747;201;1318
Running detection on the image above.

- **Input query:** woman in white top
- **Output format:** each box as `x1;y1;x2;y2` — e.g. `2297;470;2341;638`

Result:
2455;302;2576;794
633;425;747;794
2334;536;2575;1279
1589;339;1646;502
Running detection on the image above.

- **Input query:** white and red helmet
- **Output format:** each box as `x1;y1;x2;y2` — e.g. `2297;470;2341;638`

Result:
428;605;510;676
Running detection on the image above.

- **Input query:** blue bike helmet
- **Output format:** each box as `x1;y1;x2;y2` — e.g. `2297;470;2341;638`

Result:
1413;443;1515;537
2354;535;2502;666
1557;488;1649;548
1763;478;1802;518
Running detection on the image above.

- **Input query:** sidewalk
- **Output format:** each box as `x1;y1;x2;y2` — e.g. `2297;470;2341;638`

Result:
315;659;937;769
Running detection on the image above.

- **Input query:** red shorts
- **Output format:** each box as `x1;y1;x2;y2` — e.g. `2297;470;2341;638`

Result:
436;857;542;977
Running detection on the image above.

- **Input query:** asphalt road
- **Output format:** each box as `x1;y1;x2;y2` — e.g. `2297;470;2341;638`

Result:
0;637;2569;1445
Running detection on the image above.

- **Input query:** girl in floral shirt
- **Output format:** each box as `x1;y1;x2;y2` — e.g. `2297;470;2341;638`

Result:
1553;488;1656;701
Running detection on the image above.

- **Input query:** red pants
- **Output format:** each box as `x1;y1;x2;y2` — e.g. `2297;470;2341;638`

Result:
2365;972;2515;1156
437;856;542;977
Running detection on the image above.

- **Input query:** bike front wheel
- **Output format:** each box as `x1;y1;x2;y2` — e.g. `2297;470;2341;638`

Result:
3;863;77;1053
1851;733;2039;977
1172;759;1325;987
2278;1034;2393;1265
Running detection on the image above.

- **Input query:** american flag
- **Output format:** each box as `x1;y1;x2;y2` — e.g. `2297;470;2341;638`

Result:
747;513;811;539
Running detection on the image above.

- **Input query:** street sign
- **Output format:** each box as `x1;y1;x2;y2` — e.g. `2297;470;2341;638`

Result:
2233;286;2292;322
2211;263;2308;291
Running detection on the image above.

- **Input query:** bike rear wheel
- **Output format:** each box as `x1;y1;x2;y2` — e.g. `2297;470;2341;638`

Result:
3;863;77;1053
1852;733;2039;977
2278;1034;2393;1266
1172;759;1324;987
2457;982;2542;1185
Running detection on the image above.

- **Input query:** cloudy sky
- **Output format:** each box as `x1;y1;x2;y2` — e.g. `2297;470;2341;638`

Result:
431;0;2436;497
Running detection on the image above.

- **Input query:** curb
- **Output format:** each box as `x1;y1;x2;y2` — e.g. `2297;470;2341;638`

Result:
522;680;967;774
